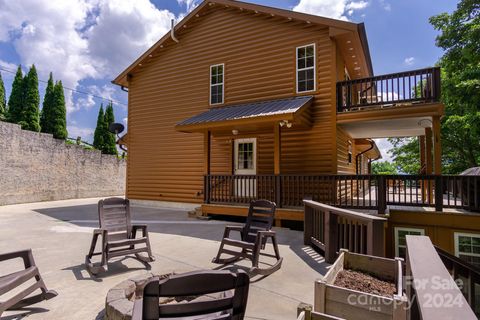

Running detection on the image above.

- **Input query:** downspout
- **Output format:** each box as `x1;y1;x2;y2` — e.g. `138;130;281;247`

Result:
171;19;179;43
355;139;375;174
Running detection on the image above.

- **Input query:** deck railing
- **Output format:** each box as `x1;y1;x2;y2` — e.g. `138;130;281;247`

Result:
303;200;386;263
204;174;480;213
336;67;441;112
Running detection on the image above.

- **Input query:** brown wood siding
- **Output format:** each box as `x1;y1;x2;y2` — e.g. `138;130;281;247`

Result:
336;126;356;174
127;7;336;203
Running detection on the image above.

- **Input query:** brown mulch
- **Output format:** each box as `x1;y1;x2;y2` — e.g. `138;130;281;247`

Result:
333;269;396;297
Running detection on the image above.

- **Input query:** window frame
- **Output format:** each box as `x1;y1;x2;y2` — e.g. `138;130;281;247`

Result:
454;232;480;264
210;63;225;106
233;138;257;175
296;43;316;94
394;227;425;257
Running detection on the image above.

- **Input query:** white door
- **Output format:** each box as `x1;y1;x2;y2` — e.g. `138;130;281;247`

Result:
234;138;257;198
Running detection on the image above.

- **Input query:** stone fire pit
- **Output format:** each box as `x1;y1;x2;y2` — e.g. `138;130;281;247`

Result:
104;272;170;320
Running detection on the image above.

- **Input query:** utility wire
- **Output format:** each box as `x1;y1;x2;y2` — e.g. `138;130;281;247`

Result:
0;66;127;107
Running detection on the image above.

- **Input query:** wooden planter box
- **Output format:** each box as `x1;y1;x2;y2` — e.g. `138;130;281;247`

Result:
314;250;407;320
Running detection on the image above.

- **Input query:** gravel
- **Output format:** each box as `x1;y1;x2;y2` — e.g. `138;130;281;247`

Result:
334;269;396;297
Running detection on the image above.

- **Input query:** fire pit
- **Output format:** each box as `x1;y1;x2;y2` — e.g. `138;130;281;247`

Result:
104;272;170;320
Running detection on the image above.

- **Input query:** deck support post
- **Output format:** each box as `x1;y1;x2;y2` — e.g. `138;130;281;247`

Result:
204;130;211;204
274;122;282;224
433;116;442;174
425;128;433;175
419;136;427;203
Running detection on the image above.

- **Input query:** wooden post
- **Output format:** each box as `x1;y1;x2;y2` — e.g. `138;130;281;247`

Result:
304;204;313;245
274;123;282;225
324;211;338;264
419;136;426;203
425;128;433;174
204;131;211;204
377;175;387;214
433;116;442;174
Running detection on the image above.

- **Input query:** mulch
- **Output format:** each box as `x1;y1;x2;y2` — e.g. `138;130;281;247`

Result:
333;269;396;297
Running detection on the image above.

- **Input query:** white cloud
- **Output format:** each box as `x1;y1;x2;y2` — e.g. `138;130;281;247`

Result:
379;0;391;11
373;138;393;162
177;0;200;13
404;57;415;66
68;125;94;140
293;0;369;20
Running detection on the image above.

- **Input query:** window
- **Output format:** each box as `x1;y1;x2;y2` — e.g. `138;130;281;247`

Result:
237;141;254;170
394;227;425;258
210;64;224;105
296;44;316;93
455;233;480;268
348;140;352;164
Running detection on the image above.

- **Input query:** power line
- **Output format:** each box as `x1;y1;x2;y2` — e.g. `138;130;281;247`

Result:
0;66;128;107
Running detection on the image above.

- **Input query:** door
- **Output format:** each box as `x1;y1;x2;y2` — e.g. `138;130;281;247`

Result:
234;138;257;198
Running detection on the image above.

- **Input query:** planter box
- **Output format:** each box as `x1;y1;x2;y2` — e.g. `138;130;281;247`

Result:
314;250;407;320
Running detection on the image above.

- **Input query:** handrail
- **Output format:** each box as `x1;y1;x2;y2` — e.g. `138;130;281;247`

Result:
302;200;386;221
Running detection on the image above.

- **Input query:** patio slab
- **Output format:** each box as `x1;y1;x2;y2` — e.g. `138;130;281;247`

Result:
0;197;329;320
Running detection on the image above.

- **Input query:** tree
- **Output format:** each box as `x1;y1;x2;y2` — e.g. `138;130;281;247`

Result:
103;102;117;155
371;161;398;175
19;65;40;132
40;73;55;134
0;72;6;120
93;104;106;150
6;66;24;124
388;138;421;174
51;81;67;139
387;1;480;174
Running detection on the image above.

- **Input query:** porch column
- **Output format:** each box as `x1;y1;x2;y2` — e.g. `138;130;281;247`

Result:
425;128;433;175
274;123;282;226
419;135;426;203
204;130;211;204
432;116;442;174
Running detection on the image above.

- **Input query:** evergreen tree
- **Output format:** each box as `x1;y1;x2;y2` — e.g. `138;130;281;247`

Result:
6;66;24;123
20;65;40;131
40;73;55;133
93;104;105;150
51;81;67;139
0;72;6;120
103;102;117;155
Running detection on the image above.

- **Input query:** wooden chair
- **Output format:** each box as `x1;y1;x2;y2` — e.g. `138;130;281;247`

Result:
132;270;250;320
85;197;155;275
0;249;57;316
212;200;283;276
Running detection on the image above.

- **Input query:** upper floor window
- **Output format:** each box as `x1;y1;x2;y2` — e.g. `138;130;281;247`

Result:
210;64;224;105
296;44;316;93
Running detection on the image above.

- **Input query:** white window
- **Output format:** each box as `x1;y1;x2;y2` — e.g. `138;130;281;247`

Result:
454;232;480;268
296;44;316;93
234;138;256;175
210;64;224;105
394;227;425;258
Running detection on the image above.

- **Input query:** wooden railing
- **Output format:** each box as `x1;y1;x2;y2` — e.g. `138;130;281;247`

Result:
405;236;477;319
303;200;386;263
337;67;441;112
205;174;480;213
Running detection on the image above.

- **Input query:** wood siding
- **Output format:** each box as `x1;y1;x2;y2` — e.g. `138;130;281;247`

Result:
336;127;356;174
127;7;337;203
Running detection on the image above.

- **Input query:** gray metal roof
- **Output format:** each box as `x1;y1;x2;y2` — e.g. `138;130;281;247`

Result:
177;96;313;126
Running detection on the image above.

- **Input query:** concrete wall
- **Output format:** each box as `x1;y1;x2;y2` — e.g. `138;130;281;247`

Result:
0;121;126;205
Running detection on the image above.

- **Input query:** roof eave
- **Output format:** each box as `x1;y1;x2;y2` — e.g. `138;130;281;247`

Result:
357;23;374;76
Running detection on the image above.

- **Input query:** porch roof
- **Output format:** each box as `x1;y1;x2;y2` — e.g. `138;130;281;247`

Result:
175;96;313;133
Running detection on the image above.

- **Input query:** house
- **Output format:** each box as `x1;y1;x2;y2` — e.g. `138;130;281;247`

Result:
113;0;480;304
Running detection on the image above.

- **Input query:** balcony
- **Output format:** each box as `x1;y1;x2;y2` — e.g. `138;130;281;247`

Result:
336;67;441;113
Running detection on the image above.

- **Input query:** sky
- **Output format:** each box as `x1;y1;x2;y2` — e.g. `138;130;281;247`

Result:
0;0;458;160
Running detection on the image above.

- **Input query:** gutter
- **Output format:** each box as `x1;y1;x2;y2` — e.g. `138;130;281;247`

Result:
171;19;179;43
355;138;376;174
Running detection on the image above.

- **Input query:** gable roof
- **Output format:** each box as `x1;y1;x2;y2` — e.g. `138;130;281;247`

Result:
112;0;373;87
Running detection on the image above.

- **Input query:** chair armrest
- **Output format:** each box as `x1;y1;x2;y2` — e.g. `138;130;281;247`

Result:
223;225;243;238
93;228;105;235
0;249;35;269
257;230;276;237
132;225;148;238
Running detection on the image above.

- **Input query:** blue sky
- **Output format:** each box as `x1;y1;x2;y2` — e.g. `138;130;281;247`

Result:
0;0;457;159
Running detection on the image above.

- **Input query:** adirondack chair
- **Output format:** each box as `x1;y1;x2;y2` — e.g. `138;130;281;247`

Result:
0;249;57;316
132;270;250;320
85;197;155;275
212;199;283;276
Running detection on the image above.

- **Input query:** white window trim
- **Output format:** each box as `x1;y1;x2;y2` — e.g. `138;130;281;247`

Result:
394;227;425;257
454;232;480;259
210;63;224;106
296;43;316;94
234;138;257;175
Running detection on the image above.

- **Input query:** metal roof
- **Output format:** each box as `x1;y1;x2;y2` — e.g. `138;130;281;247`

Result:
177;96;313;126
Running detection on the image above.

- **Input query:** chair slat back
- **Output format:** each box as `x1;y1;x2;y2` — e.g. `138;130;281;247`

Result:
98;198;131;238
242;200;276;243
141;270;249;320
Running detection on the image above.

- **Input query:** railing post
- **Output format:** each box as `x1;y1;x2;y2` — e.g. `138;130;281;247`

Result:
435;175;444;212
304;203;313;246
336;82;343;112
204;175;210;204
371;220;385;257
324;210;338;264
377;175;387;214
275;175;282;208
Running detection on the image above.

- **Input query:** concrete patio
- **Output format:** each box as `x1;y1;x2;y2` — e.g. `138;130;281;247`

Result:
0;197;329;320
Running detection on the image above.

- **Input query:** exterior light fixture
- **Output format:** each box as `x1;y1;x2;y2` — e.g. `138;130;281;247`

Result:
279;120;292;128
232;129;239;135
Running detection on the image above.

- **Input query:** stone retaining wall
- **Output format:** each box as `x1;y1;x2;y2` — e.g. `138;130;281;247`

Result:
0;121;126;205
